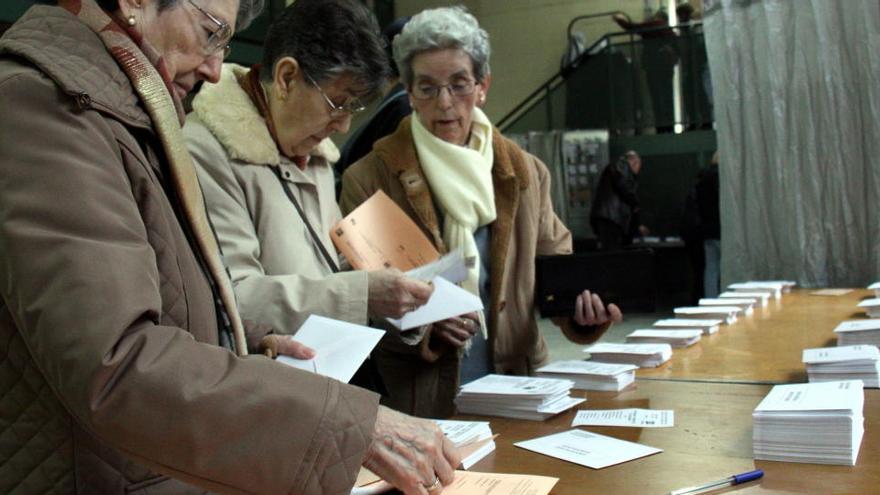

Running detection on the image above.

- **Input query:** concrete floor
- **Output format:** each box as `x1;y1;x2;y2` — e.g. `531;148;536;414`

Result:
538;312;667;362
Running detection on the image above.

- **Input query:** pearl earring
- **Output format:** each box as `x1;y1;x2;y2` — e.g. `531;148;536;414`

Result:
127;15;136;26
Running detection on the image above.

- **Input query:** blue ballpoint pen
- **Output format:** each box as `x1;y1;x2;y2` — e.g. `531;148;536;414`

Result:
668;469;764;495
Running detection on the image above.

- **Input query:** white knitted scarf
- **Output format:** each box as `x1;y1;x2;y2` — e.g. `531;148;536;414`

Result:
411;107;496;302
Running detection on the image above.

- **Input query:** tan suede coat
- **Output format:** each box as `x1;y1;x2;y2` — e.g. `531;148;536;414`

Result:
340;117;606;418
0;7;378;494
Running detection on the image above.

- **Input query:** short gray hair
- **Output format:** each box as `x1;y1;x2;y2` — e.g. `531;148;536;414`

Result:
393;6;490;87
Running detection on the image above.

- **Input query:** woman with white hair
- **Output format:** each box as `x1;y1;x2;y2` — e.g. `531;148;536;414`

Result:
341;6;623;418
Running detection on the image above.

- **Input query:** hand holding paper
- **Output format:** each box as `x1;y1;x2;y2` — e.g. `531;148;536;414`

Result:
387;276;484;331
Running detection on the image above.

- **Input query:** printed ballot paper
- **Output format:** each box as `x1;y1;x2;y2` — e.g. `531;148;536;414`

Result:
387;276;483;330
276;315;384;383
572;409;674;428
352;470;557;495
515;429;661;469
331;190;439;271
434;420;497;469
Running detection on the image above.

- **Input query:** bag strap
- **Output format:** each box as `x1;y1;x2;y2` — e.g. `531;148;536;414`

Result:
272;166;340;273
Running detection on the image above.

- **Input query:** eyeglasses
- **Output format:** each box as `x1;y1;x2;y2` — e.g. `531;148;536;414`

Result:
303;71;367;118
189;0;233;59
411;79;476;100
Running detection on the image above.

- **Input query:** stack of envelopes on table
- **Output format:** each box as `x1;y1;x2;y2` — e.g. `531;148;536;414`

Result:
535;360;637;391
728;282;783;300
835;320;880;347
699;297;755;315
653;318;721;335
803;345;880;388
857;298;880;318
583;342;672;368
454;374;584;421
718;291;770;307
870;282;880;298
625;328;702;348
753;380;864;465
674;306;741;324
434;419;496;469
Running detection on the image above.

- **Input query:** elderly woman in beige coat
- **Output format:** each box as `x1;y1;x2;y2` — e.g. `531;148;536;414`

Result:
341;7;624;418
184;0;433;377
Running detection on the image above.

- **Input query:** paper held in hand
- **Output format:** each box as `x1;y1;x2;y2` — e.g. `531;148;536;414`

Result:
276;315;384;383
331;190;440;271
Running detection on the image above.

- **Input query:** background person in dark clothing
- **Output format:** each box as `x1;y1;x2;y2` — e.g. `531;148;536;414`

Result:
695;152;720;296
613;10;679;133
590;150;648;250
336;16;412;185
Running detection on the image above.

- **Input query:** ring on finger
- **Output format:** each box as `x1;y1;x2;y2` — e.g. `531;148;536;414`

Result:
423;475;441;492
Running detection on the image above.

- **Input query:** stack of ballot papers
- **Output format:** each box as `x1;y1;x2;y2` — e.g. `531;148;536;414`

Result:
753;380;865;465
870;282;880;298
674;306;741;324
653;318;721;335
835;320;880;347
454;374;584;421
699;297;755;314
625;329;702;348
535;360;637;391
857;298;880;318
434;420;496;469
583;342;672;368
719;291;770;307
728;282;782;299
803;346;880;388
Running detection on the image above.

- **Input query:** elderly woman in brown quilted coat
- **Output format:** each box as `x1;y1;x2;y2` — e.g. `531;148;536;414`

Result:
0;1;457;493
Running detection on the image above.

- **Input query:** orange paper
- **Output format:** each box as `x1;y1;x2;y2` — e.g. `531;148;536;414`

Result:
332;191;440;271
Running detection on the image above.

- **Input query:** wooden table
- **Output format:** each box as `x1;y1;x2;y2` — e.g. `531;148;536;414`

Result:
460;380;880;495
636;289;874;383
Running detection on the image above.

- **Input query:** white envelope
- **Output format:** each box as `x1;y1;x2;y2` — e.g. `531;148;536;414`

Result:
277;315;384;383
387;276;484;330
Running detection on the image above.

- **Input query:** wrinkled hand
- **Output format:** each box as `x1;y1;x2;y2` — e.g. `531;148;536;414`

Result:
368;269;434;319
431;312;480;348
364;406;460;495
574;290;623;327
258;334;316;360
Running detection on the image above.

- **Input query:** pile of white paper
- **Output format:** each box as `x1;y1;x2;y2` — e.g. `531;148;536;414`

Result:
835;320;880;347
434;420;496;469
803;346;880;388
583;342;672;368
625;329;702;348
718;291;770;307
728;282;783;300
653;318;721;335
870;282;880;298
674;306;741;324
454;374;584;421
857;298;880;318
699;297;755;315
753;380;864;465
535;360;637;391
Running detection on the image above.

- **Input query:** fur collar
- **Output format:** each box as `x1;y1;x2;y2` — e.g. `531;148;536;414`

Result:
192;63;339;166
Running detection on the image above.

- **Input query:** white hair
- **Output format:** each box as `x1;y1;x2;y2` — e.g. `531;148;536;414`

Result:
392;6;490;86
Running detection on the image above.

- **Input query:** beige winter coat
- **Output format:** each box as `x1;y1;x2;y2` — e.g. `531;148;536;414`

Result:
0;7;378;494
184;64;369;335
340;117;609;418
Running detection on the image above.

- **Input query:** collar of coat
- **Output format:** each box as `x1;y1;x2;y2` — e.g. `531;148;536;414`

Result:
192;63;339;167
371;115;532;319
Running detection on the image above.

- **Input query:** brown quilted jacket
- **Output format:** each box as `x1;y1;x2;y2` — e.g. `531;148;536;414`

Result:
0;6;379;494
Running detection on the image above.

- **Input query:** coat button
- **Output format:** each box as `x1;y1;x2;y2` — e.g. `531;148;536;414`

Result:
498;301;506;312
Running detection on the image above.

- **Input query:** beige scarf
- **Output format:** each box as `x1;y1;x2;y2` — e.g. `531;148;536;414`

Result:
60;0;248;355
411;107;495;307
